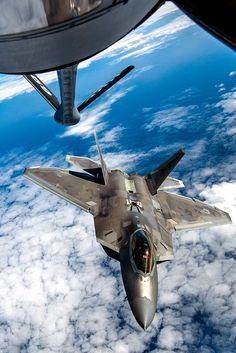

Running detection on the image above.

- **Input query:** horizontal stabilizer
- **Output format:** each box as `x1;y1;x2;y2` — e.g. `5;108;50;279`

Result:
66;155;100;170
24;74;59;110
158;176;184;191
77;65;134;112
146;149;185;195
66;155;106;185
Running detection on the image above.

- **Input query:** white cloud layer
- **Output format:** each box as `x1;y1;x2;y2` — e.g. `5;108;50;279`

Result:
200;181;236;223
229;71;236;77
61;88;133;139
0;72;57;103
144;105;197;131
82;12;194;67
216;89;236;115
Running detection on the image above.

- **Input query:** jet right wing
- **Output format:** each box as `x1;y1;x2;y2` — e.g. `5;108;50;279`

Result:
24;167;108;216
156;191;231;232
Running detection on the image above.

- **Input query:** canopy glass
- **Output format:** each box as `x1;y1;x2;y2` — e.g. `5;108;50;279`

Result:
130;229;154;275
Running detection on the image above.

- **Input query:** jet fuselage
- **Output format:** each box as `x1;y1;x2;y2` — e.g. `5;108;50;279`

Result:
94;170;162;329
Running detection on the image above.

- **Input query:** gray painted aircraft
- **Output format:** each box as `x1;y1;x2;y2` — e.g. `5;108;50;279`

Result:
0;1;235;126
24;134;231;329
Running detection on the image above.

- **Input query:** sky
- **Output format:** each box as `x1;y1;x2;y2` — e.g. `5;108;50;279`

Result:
0;2;235;353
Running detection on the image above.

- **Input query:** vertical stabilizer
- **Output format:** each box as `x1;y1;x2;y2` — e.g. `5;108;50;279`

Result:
94;131;109;185
146;149;185;195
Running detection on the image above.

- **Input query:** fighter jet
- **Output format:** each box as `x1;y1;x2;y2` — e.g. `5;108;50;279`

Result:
24;133;231;329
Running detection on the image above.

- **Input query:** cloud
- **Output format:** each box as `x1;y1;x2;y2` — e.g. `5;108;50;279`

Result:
0;75;35;102
226;127;236;136
216;89;236;115
142;107;152;113
67;3;180;70
0;71;57;103
157;182;236;352
88;132;150;172
89;126;125;152
158;326;184;350
141;83;236;195
229;71;236;77
102;150;147;172
200;181;236;223
215;83;225;93
144;105;197;131
99;15;194;64
99;126;124;145
61;88;133;138
143;2;178;27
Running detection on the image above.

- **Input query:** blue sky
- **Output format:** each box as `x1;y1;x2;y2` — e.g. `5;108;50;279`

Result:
0;3;235;352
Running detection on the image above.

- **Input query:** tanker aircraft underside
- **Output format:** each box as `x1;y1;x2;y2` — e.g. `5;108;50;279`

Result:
24;134;231;329
0;1;235;127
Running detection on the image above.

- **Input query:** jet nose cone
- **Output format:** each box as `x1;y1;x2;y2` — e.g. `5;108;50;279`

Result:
131;297;156;330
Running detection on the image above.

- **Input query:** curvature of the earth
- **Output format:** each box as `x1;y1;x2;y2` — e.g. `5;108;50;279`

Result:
0;3;235;353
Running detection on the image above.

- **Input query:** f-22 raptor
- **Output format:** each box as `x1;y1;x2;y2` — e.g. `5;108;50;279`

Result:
24;134;231;329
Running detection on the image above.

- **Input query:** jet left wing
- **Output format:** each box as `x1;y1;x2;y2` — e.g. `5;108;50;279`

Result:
24;167;108;216
156;191;231;231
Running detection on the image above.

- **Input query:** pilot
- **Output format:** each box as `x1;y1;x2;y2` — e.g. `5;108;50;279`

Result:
132;231;153;274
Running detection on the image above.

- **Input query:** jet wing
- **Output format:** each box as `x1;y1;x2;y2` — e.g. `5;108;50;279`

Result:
24;167;107;216
156;191;231;231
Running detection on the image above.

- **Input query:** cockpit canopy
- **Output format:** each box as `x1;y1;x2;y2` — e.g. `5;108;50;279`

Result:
130;229;154;275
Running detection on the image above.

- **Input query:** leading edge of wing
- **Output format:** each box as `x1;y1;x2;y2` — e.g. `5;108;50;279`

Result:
24;167;106;215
